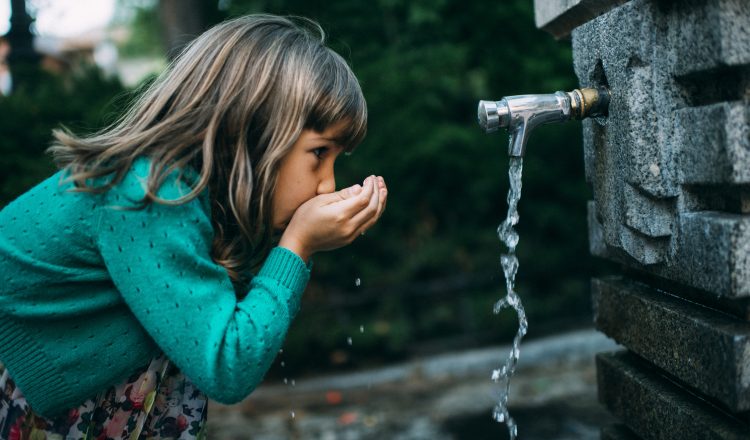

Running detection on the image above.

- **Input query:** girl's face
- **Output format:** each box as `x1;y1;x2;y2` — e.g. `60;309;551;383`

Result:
272;121;347;230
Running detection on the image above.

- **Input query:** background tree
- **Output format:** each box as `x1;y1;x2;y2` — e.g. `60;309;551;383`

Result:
158;0;226;58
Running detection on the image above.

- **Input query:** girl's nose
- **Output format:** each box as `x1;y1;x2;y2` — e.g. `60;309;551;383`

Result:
317;171;336;195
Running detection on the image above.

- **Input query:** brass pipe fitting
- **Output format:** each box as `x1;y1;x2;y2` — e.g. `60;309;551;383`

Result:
568;86;610;120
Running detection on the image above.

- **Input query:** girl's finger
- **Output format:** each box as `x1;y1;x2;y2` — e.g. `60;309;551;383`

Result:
354;178;387;234
376;178;387;217
378;186;387;216
370;178;387;222
349;176;380;229
350;184;383;236
316;184;361;205
330;176;376;216
355;188;386;236
370;185;387;222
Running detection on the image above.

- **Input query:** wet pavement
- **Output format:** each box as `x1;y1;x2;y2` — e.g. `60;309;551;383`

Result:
206;329;620;439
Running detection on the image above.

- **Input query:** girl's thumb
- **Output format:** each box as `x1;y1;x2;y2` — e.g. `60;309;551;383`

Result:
346;184;363;196
317;184;362;205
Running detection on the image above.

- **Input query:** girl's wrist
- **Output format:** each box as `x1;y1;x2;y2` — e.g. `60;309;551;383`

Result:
278;233;311;263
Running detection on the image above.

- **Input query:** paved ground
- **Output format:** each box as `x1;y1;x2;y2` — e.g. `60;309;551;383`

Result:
205;329;620;439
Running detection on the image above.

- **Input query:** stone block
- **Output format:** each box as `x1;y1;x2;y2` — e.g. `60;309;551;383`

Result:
666;0;750;76
601;424;641;440
618;227;667;266
588;201;608;258
670;212;750;298
534;0;631;39
592;276;750;412
597;351;749;440
573;0;679;267
623;184;673;238
631;271;750;321
588;203;750;298
574;0;750;297
674;102;750;185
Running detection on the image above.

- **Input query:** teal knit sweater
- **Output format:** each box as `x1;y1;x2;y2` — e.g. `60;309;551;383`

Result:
0;156;311;418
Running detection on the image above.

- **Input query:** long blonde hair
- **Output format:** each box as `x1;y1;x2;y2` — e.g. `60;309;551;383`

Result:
47;14;367;292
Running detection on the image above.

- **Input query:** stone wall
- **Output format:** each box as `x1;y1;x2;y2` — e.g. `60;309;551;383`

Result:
534;0;750;438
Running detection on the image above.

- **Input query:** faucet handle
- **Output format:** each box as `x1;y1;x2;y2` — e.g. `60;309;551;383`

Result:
478;100;510;133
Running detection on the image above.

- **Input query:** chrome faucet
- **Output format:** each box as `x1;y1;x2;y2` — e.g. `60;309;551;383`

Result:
478;87;610;156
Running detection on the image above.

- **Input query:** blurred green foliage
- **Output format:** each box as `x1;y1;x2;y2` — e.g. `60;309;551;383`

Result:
116;2;163;57
0;64;128;204
1;0;613;377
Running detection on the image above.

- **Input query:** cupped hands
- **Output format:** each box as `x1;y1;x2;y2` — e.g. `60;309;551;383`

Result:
278;175;388;262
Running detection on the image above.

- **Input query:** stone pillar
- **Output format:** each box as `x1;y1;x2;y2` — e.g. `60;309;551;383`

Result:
534;0;750;438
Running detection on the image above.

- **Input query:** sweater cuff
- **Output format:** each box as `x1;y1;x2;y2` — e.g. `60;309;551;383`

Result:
258;247;312;293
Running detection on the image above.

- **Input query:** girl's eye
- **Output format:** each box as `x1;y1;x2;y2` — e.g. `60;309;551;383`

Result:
312;147;328;159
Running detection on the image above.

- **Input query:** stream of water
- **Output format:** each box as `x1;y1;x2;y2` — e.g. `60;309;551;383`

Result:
492;157;528;440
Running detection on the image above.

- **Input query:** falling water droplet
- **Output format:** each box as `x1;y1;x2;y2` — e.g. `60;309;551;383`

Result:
355;277;361;287
291;379;296;387
290;410;295;419
359;325;364;333
491;369;501;381
347;337;353;345
283;378;288;384
280;361;285;367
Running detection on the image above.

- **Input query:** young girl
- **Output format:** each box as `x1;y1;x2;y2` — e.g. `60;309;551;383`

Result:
0;14;387;439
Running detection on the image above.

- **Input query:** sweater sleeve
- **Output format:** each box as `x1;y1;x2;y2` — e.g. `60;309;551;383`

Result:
94;161;310;404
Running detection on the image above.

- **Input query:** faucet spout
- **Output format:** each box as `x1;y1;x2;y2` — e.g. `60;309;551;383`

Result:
478;87;610;157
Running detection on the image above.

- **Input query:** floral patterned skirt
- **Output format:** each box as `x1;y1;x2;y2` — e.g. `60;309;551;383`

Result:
0;354;208;440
